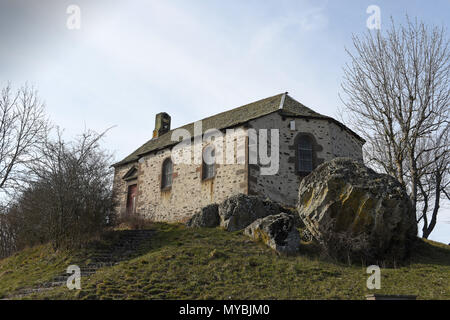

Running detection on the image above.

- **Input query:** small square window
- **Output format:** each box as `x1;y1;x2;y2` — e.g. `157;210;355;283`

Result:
290;120;296;131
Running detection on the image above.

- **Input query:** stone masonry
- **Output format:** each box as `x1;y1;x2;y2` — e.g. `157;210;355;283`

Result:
112;93;364;222
248;112;363;207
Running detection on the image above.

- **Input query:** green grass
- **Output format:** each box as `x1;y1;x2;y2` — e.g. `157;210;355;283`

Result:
0;244;74;299
1;223;449;300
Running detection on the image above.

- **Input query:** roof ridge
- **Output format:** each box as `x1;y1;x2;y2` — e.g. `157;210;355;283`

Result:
190;92;285;124
281;94;328;117
278;92;288;109
150;92;286;140
113;92;363;167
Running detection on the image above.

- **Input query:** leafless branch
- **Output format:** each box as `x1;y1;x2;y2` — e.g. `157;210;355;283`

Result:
340;17;449;239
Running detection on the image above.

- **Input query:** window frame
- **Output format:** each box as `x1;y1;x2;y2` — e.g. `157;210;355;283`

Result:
298;136;313;173
294;134;316;176
161;157;173;190
201;145;216;181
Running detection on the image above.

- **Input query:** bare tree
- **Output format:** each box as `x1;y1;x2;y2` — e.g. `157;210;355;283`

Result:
0;208;17;258
0;84;49;198
416;126;449;238
16;128;116;249
340;17;449;239
0;128;115;256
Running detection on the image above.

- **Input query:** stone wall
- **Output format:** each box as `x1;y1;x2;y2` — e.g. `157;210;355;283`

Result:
113;162;137;217
247;111;364;207
113;125;248;222
329;121;364;159
112;113;364;221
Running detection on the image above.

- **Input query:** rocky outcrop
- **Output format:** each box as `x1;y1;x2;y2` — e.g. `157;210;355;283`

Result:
186;204;220;228
279;205;305;229
244;213;300;255
297;158;417;262
218;194;281;231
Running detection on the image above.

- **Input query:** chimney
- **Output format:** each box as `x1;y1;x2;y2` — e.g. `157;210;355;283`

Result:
153;112;171;138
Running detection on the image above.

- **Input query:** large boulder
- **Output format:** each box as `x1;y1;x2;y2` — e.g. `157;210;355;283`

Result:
244;213;300;255
186;204;220;228
279;205;305;229
297;158;417;263
218;194;281;231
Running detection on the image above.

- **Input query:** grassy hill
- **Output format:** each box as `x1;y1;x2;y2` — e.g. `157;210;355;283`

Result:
0;223;449;300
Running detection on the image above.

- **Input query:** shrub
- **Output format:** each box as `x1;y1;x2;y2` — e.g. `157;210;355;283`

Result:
3;129;115;252
115;214;153;230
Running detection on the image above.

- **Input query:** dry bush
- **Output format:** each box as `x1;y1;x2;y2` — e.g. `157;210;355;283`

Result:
4;129;115;252
115;214;153;230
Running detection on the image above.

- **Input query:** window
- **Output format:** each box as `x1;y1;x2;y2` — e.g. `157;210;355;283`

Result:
290;120;296;131
161;158;173;189
298;136;313;173
202;145;215;180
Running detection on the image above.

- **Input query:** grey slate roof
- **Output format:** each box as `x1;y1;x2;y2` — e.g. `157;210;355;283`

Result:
113;93;364;167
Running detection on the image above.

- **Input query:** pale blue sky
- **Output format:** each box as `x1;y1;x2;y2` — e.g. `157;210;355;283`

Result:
0;0;449;243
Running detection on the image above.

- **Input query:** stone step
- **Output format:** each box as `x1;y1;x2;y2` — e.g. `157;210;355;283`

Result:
48;282;66;287
85;262;116;268
8;230;156;299
18;286;57;295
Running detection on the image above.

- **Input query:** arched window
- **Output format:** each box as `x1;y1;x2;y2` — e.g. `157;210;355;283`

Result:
202;145;215;180
161;158;173;189
297;135;313;173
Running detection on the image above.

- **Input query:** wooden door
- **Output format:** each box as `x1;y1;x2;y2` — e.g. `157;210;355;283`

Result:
126;184;137;215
